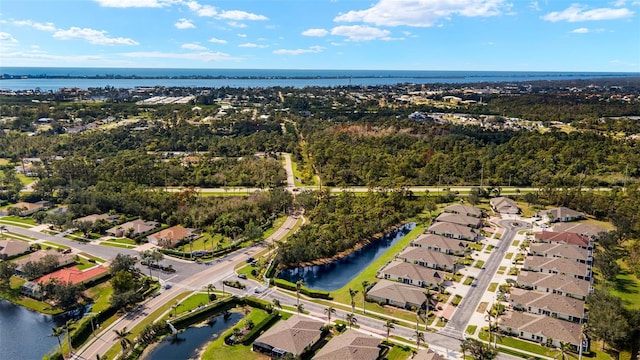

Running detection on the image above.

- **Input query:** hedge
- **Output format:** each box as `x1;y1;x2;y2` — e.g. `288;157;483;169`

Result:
241;296;274;312
171;296;238;329
272;278;332;300
240;312;281;345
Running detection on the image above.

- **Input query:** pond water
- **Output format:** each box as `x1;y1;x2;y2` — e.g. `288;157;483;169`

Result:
277;222;416;291
0;300;67;359
144;311;243;360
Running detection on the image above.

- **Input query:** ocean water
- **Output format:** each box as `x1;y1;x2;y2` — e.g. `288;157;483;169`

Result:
0;67;638;91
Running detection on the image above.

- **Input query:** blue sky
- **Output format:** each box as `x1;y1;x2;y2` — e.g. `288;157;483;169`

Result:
0;0;638;71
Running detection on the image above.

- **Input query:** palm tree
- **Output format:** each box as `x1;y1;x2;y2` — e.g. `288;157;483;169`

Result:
361;280;370;314
460;339;471;360
113;327;132;353
296;303;304;315
50;327;64;358
348;288;359;313
65;320;75;358
578;325;587;360
324;306;336;324
553;341;574;360
295;279;304;306
383;320;395;341
346;313;357;329
172;302;180;317
415;330;425;351
206;284;215;300
485;308;495;348
272;298;281;309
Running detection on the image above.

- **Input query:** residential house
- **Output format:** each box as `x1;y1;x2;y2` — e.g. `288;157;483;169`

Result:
34;265;109;286
410;234;470;256
147;225;199;249
106;219;159;238
0;239;31;260
396;247;458;272
529;243;591;265
517;272;591;300
253;315;324;358
443;204;483;218
13;250;75;275
508;288;585;323
552;223;607;239
434;213;483;228
20;281;43;299
427;222;478;241
522;257;591;281
498;310;585;351
534;231;591;250
489;197;519;214
73;213;119;226
537;207;585;223
312;329;381;360
8;201;51;216
412;349;445;360
366;279;429;310
378;261;444;288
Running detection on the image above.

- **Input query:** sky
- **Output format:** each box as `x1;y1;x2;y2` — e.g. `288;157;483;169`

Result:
0;0;639;72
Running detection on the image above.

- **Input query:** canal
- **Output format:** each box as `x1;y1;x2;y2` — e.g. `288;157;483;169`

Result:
0;300;66;359
143;311;243;360
277;222;415;291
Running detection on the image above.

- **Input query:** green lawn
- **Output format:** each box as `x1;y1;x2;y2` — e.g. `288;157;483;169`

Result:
100;241;137;249
479;330;554;356
0;277;64;315
505;252;513;260
0;220;32;228
0;215;37;226
385;345;413;360
512;240;520;247
85;282;114;312
487;283;498;292
463;276;475;286
16;174;36;186
174;293;214;316
76;257;98;270
41;241;69;249
178;233;227;252
201;308;271;360
465;325;477;335
474;260;485;269
610;262;640;309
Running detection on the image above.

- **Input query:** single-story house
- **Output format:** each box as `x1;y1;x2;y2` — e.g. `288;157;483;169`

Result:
20;281;43;299
529;243;591;264
378;261;444;288
396;247;458;272
312;329;381;360
147;225;199;249
106;219;159;239
0;239;31;259
34;265;109;286
13;250;75;275
537;207;585;223
8;201;51;216
73;213;119;226
434;213;483;228
522;257;591;281
442;204;483;218
534;231;591;249
509;288;585;323
551;223;608;239
366;279;429;310
498;310;586;351
516;272;591;300
253;315;324;358
490;197;519;214
412;349;445;360
410;234;470;256
427;222;478;241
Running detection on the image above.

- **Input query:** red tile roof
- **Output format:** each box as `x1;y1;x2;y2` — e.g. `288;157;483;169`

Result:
534;231;590;247
35;265;108;285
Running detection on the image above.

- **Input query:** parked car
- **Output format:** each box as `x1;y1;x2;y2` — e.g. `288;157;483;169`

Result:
238;274;247;279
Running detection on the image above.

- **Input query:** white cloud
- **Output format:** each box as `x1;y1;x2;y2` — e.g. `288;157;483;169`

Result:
94;0;172;7
53;27;139;45
273;46;325;55
302;28;329;37
227;21;247;28
543;4;634;22
175;18;195;29
330;25;391;41
529;1;541;11
181;43;207;50
121;50;237;61
334;0;511;27
571;27;590;33
238;42;268;48
218;10;268;21
12;19;56;32
209;37;227;44
0;32;18;43
186;1;218;16
237;33;247;38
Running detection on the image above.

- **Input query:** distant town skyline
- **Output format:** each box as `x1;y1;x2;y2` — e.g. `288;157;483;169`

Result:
0;0;639;72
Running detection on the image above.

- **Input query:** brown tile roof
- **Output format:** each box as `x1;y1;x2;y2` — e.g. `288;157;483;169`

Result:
523;257;588;278
534;231;590;247
490;197;519;214
427;222;477;240
147;225;197;248
552;223;608;238
366;279;427;307
516;272;590;299
74;213;118;224
379;261;443;285
13;250;75;270
509;288;585;318
0;239;31;257
499;310;582;346
411;234;471;253
313;329;380;360
11;202;43;212
396;247;457;270
412;349;445;360
106;219;158;237
529;243;589;262
537;207;584;222
255;315;323;356
443;204;483;217
435;213;483;227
